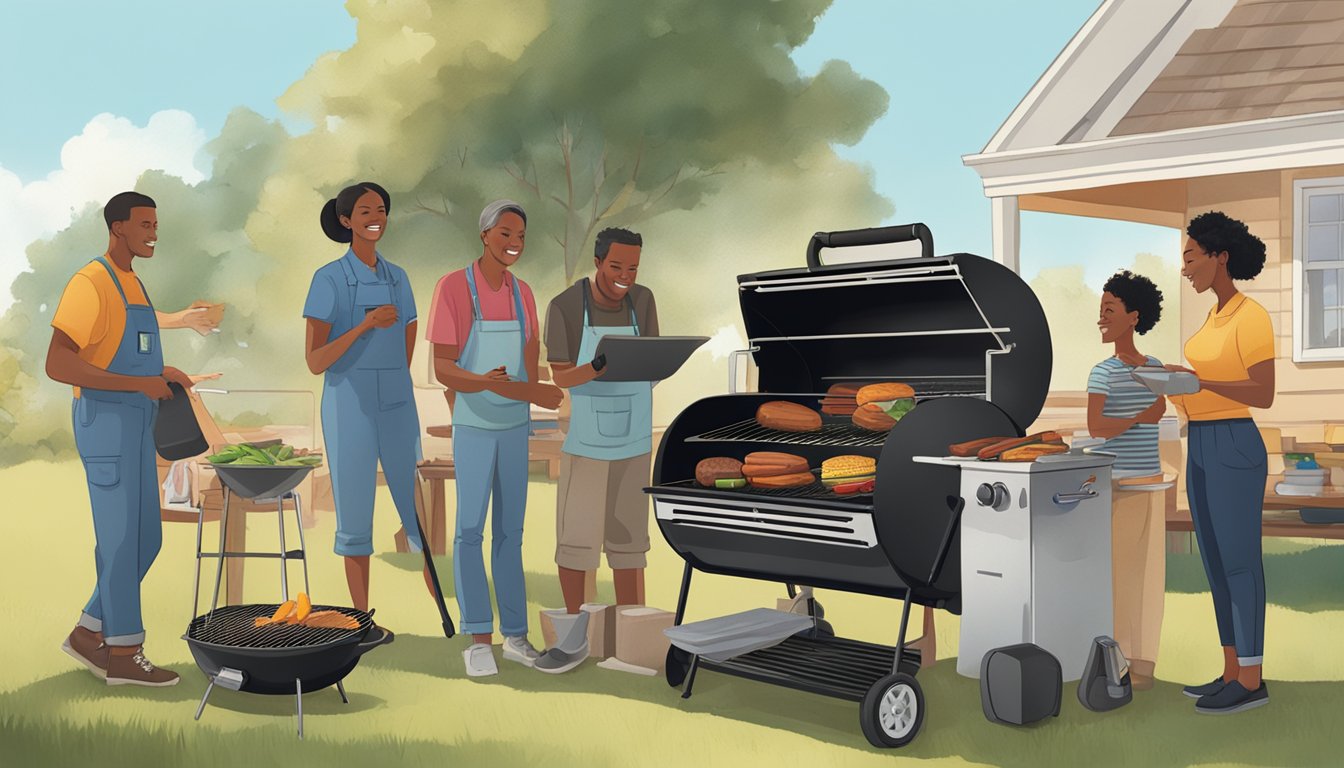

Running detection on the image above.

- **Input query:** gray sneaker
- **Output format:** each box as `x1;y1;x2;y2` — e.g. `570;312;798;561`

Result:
502;635;541;668
1182;677;1227;699
533;644;589;674
1195;681;1269;715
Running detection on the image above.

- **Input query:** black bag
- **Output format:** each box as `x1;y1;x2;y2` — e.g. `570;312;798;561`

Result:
1077;636;1133;712
980;643;1062;725
154;381;209;461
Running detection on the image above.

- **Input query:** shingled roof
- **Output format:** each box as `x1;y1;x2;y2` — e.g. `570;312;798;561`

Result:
1111;0;1344;136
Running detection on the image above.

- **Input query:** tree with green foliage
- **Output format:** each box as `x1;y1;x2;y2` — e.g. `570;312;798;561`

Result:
0;0;890;463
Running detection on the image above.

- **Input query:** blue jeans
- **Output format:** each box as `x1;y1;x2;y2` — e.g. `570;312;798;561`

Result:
452;424;530;636
73;393;162;646
1186;418;1267;665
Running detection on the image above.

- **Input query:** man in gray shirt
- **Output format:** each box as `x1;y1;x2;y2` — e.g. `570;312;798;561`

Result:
536;228;659;674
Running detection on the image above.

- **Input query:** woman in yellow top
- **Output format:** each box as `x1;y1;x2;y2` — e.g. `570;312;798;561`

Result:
1166;211;1275;715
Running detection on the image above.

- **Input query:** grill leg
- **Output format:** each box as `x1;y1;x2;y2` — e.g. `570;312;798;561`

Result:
194;679;217;721
208;488;231;621
892;591;915;675
681;655;701;700
192;495;207;621
336;679;348;704
277;496;290;601
295;678;304;739
292;493;311;597
673;562;694;626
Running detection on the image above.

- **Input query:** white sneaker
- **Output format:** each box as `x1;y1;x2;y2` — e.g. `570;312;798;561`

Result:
501;635;541;667
463;643;498;678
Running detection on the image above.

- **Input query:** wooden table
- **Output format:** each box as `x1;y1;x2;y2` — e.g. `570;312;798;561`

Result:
392;459;454;556
1166;477;1344;540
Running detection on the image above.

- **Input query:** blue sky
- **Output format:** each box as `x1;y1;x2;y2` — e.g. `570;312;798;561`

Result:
2;0;1178;307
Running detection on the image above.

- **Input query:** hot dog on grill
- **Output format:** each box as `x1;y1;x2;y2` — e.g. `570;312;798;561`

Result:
1000;442;1069;462
976;431;1064;461
747;471;816;489
741;452;810;478
948;436;1004;457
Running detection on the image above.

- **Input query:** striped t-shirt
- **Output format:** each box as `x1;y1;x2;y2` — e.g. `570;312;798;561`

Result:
1087;355;1161;477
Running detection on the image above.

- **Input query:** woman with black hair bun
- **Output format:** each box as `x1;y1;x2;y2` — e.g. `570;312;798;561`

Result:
1087;269;1168;691
1166;210;1275;714
302;181;435;615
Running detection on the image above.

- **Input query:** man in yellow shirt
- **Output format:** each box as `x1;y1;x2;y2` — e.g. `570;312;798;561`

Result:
45;191;208;687
1165;211;1275;715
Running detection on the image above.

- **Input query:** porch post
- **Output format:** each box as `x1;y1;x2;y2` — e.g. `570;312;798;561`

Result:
990;195;1020;274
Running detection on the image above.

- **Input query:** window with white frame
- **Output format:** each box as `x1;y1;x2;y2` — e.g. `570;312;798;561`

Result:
1294;179;1344;362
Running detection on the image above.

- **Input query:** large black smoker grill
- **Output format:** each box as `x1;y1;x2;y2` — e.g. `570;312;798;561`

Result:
646;224;1052;747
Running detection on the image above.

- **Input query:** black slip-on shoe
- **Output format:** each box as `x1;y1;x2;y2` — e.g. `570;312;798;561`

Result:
1182;677;1227;699
1195;681;1269;715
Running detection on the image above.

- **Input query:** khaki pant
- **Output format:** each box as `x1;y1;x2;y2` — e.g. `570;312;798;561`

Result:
1112;488;1166;673
555;452;652;570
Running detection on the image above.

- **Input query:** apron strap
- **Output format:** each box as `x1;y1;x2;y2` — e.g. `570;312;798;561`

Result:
510;274;528;381
93;257;155;310
465;263;485;322
580;278;639;334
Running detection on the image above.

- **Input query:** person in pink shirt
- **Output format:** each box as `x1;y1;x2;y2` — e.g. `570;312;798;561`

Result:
426;200;563;677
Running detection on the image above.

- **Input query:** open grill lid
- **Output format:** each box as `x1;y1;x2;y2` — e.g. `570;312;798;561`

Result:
736;224;1052;431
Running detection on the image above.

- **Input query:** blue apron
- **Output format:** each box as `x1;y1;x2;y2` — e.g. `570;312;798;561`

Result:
450;264;533;636
321;251;424;556
452;266;530;431
74;257;163;645
563;278;653;460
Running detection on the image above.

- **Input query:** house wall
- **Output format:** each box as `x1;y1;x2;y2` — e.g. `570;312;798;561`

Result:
1183;164;1344;443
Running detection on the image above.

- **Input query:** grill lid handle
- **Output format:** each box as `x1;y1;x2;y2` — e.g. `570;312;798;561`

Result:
805;223;934;270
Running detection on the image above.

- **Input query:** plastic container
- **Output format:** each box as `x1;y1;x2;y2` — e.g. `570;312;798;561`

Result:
1130;367;1200;396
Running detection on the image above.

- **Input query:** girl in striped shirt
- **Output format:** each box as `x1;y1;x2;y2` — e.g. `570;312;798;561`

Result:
1087;270;1167;691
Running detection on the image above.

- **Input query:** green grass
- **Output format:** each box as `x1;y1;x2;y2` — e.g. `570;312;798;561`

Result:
3;459;1343;767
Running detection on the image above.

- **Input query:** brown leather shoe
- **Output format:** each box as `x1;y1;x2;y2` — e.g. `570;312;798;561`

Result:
61;626;108;680
106;649;180;687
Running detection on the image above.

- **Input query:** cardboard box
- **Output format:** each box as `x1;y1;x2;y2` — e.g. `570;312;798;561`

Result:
614;606;674;671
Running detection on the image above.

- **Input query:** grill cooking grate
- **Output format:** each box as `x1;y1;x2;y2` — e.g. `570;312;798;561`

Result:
188;603;371;649
687;419;887;448
656;477;872;500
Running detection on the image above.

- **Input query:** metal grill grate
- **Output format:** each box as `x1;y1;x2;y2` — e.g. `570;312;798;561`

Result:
686;419;887;448
188;604;371;649
655;477;871;501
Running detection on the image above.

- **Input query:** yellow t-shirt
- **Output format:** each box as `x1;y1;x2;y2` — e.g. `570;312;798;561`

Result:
1172;293;1275;422
51;259;150;382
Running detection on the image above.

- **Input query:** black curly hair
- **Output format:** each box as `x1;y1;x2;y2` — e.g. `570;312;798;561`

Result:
1103;270;1164;335
1186;211;1266;280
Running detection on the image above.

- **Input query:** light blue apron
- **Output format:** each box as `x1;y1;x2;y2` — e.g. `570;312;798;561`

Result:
450;264;532;636
563;278;652;460
322;251;423;556
74;256;164;644
452;265;530;431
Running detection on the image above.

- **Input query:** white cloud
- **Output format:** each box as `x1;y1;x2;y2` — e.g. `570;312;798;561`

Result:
0;109;208;312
